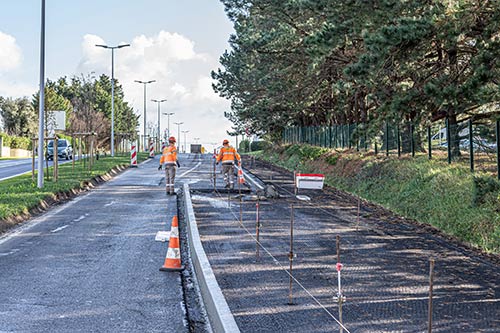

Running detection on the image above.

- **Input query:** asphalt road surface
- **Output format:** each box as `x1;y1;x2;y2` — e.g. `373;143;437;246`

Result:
0;157;75;181
0;156;189;332
189;156;500;332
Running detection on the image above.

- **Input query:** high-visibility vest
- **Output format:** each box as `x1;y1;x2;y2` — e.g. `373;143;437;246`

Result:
217;146;241;164
160;145;177;164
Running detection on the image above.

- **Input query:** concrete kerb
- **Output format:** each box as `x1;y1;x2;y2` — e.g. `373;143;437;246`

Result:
182;183;241;333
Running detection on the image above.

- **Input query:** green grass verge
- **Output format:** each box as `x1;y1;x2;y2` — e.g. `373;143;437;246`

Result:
0;153;149;226
255;144;500;253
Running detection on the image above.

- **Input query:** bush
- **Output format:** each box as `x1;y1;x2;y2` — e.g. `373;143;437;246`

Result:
473;176;500;206
239;140;250;152
0;133;12;147
250;140;270;151
10;136;31;150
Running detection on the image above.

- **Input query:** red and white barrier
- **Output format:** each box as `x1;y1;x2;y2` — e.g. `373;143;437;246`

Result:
149;140;155;158
295;173;325;189
130;143;138;167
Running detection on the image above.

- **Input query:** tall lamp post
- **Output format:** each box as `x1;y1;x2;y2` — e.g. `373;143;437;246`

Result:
37;0;46;188
96;43;130;157
174;122;183;152
181;130;189;153
163;112;174;139
135;80;156;151
152;99;167;150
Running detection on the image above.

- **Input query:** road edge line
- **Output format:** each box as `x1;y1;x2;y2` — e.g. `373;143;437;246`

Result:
182;183;240;333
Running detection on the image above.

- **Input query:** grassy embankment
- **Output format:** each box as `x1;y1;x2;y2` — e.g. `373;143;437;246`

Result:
252;144;500;253
0;153;149;232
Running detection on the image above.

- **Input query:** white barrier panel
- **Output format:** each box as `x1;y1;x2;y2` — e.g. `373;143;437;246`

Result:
296;173;325;190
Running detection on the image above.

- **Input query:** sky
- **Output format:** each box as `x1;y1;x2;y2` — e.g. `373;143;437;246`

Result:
0;0;236;151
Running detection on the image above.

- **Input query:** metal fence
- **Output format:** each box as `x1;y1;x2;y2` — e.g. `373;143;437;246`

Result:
282;119;500;179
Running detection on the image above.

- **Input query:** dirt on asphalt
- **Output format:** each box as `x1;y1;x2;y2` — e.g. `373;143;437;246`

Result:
189;157;499;332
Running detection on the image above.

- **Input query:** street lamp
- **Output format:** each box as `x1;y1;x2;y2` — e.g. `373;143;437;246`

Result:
173;122;183;151
96;43;130;157
152;99;167;150
135;80;156;151
181;130;189;153
37;0;46;188
163;112;174;139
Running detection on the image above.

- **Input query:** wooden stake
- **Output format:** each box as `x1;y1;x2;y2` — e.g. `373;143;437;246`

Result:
288;204;295;305
428;258;435;333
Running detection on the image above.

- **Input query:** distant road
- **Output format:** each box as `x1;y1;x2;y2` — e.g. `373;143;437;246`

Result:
0;157;75;181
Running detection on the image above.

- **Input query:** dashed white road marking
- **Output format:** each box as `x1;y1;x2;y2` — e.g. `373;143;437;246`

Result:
73;214;89;222
51;225;69;233
178;161;202;178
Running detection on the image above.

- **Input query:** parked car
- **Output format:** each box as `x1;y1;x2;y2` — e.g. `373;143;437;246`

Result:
46;139;73;160
460;138;497;152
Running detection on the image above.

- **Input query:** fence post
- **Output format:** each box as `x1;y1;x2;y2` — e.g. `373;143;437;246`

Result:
397;125;401;157
329;126;333;148
469;119;474;172
427;126;432;159
496;120;500;180
385;122;389;156
410;122;415;157
446;117;451;164
348;124;352;149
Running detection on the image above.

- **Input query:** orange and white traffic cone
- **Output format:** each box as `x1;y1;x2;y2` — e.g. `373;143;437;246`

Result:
160;215;184;272
238;163;245;184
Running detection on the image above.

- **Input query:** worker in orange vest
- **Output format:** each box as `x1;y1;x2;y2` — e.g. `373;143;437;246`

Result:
159;136;180;195
216;139;241;189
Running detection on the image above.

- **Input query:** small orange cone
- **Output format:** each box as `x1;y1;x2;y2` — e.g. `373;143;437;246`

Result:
238;163;245;184
160;215;184;272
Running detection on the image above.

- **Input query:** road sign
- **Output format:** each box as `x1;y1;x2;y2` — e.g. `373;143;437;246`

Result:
295;173;325;190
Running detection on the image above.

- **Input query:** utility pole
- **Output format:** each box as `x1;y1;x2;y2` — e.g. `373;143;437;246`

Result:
152;99;167;150
182;130;189;153
37;0;46;188
95;43;130;157
174;122;183;150
163;112;174;139
134;80;155;151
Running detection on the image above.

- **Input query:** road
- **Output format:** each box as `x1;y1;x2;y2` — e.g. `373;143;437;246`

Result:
0;157;75;181
0;156;189;332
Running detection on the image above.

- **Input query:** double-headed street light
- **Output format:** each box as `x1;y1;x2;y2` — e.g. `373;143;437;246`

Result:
173;122;183;151
152;99;167;149
134;80;156;151
96;43;130;157
163;112;174;139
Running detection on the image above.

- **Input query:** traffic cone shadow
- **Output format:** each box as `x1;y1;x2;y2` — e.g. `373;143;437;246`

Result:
160;215;184;272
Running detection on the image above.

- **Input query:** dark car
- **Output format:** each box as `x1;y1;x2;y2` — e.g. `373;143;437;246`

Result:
46;139;73;160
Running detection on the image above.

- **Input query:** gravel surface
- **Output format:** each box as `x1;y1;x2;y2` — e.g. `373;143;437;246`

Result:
191;157;500;332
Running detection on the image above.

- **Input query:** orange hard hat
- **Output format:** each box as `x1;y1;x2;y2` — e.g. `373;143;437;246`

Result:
169;136;176;142
223;139;229;145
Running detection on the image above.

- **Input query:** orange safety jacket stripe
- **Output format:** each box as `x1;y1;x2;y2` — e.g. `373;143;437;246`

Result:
217;146;241;164
160;146;177;164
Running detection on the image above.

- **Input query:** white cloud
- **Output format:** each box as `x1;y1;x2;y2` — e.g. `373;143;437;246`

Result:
0;31;22;72
78;30;234;149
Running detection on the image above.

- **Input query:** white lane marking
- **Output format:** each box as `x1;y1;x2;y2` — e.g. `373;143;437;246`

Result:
0;171;31;182
0;160;30;168
178;161;202;178
0;194;88;246
73;214;88;222
51;225;69;233
104;201;115;207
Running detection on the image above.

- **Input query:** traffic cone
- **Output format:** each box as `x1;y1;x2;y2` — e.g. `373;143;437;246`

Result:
160;215;184;272
238;163;245;184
